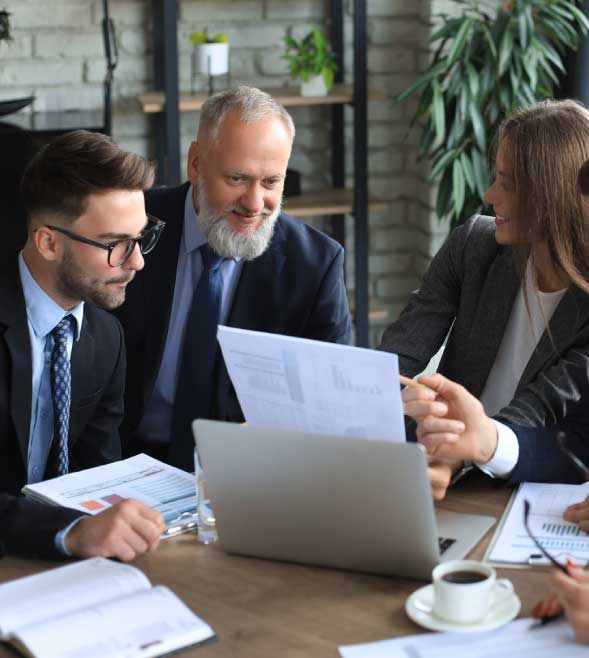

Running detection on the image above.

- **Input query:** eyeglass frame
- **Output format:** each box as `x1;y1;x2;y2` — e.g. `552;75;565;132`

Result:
522;499;569;573
44;214;165;267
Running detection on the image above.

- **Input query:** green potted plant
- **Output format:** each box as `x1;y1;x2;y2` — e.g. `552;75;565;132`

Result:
189;29;230;76
396;0;589;229
282;24;337;97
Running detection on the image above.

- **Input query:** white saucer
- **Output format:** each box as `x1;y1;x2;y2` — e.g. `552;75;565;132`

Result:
405;584;521;633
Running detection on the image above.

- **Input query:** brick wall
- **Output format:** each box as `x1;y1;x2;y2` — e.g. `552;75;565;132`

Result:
0;0;497;345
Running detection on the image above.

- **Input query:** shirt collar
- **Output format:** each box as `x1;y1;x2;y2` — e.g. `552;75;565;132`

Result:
183;185;240;262
183;185;206;254
18;252;84;341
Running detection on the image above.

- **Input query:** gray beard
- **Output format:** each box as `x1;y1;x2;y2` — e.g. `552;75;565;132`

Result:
196;180;280;261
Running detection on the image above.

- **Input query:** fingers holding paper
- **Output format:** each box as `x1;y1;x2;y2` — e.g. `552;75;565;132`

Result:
64;499;166;562
563;496;589;532
403;374;498;465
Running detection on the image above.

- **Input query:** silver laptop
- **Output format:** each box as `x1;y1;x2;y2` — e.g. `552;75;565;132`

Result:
193;420;496;580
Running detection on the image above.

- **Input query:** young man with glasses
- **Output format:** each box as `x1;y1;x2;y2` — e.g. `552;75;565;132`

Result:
0;130;166;560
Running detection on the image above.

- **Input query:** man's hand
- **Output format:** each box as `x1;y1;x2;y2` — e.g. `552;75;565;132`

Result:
403;374;498;464
64;499;165;562
550;564;589;644
427;459;461;501
563;496;589;531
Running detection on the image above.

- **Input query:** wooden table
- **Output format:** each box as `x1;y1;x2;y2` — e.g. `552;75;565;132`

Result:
0;476;552;657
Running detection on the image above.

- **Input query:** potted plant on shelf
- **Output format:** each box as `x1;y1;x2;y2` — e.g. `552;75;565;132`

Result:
282;24;337;97
0;9;35;116
190;30;230;76
396;0;589;230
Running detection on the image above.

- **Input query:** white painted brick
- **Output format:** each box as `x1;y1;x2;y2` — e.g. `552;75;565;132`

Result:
34;86;103;111
85;56;152;84
369;19;425;45
91;0;147;26
255;49;290;76
0;60;83;86
8;1;92;28
369;204;408;227
181;2;263;22
370;227;415;252
264;0;324;19
370;176;418;201
293;126;330;150
369;252;412;275
118;29;149;56
35;31;104;58
375;274;420;300
365;0;424;17
114;136;150;159
369;149;403;174
0;33;33;59
368;47;415;74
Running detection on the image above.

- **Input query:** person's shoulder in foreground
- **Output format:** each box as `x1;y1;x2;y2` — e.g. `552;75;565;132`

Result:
0;129;166;560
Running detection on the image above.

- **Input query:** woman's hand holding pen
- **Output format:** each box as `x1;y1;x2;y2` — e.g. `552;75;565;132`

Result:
533;561;589;644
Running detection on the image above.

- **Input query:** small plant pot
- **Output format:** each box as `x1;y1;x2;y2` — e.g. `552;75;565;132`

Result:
300;74;328;97
193;43;230;76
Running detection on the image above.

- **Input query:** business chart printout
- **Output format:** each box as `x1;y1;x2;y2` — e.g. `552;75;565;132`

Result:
23;454;197;524
487;481;589;566
217;326;405;442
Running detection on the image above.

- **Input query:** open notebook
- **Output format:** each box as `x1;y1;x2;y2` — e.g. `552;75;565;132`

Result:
0;558;214;658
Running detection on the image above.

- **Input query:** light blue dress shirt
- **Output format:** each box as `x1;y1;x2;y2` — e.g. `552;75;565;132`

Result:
18;253;84;484
137;186;244;443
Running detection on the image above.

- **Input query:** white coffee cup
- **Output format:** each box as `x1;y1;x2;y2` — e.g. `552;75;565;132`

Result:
432;560;513;624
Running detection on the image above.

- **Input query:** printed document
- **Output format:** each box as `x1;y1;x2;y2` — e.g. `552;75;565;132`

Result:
486;481;589;567
22;454;197;528
217;326;405;441
339;618;583;658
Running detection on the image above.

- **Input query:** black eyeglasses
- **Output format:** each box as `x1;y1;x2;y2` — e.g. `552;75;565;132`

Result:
46;215;165;267
523;499;568;573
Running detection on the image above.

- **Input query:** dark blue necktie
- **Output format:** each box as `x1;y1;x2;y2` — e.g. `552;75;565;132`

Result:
170;243;224;470
50;315;73;477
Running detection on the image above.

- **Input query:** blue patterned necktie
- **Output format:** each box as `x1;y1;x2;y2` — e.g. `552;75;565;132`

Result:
170;244;224;470
50;315;73;476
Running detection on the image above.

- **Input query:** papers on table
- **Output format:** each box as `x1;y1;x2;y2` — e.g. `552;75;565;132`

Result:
485;481;589;568
22;454;197;535
339;618;584;658
217;326;405;442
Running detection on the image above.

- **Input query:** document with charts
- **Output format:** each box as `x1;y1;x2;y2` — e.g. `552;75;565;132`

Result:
22;454;197;535
217;326;405;441
339;618;584;658
485;481;589;567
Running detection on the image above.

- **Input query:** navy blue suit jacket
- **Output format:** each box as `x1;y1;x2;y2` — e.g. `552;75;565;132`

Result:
508;415;589;484
0;259;124;558
115;183;352;467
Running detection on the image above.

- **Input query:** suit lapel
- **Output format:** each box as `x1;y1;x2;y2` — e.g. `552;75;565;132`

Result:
0;263;32;466
520;285;589;384
461;248;520;397
142;184;188;401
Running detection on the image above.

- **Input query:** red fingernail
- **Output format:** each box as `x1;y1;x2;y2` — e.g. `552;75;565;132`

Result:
531;602;543;617
567;558;577;570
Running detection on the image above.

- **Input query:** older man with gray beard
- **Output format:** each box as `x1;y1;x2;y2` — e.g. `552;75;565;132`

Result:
115;86;352;471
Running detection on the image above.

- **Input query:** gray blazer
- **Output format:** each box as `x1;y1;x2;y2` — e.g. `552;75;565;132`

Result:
379;215;589;427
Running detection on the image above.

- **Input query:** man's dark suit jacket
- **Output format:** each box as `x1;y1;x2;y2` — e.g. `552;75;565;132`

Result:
115;183;352;466
0;259;124;558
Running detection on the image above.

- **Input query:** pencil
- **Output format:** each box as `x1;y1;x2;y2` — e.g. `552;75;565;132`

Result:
399;375;428;389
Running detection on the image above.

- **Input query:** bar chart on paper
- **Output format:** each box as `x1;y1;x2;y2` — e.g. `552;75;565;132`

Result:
486;481;589;567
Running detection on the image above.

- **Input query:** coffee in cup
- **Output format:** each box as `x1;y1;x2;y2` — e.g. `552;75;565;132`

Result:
432;560;513;624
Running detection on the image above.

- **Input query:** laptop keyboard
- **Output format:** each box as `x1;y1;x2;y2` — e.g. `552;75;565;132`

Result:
438;537;457;554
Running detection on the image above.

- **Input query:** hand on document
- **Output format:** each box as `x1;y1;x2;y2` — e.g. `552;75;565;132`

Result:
64;499;166;562
402;374;498;465
533;562;589;644
563;496;589;532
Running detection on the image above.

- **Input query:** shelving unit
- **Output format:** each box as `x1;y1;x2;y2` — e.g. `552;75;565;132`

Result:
145;0;379;346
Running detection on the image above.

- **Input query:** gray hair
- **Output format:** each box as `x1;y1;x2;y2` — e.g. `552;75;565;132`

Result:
198;85;295;143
